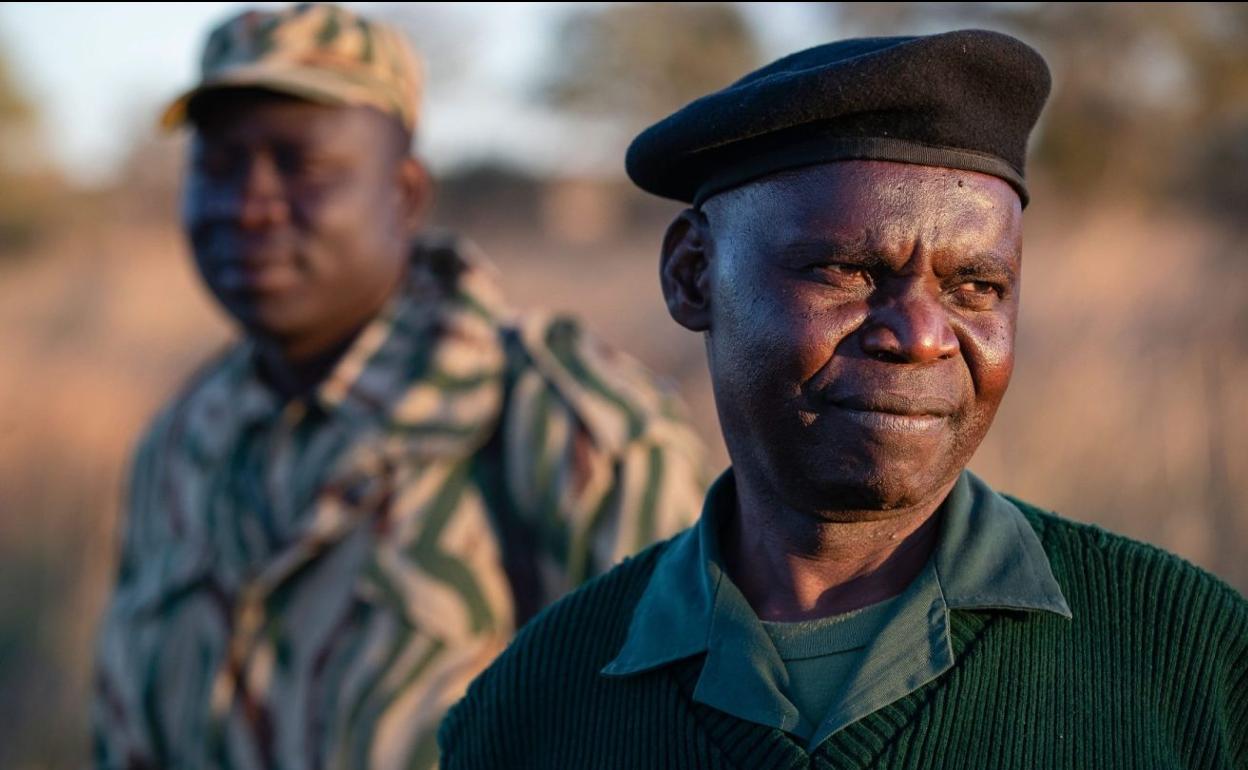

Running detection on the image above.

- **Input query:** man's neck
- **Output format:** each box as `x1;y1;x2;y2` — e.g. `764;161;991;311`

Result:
254;331;360;401
725;475;956;622
252;263;408;401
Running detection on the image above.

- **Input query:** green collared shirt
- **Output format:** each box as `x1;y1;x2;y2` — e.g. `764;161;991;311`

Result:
603;468;1072;751
760;594;899;742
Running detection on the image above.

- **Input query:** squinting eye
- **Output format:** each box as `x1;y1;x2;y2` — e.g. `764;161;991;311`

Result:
809;263;871;285
193;151;234;178
286;156;343;184
952;280;1005;308
959;281;999;295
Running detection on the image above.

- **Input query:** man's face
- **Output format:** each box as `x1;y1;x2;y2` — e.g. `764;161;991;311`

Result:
184;92;419;360
673;160;1022;517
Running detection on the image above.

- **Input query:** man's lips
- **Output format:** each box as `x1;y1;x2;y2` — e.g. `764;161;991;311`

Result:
819;392;957;434
831;407;948;433
194;227;301;293
827;392;957;417
211;258;301;293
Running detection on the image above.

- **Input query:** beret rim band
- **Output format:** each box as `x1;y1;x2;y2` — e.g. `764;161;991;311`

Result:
691;136;1029;208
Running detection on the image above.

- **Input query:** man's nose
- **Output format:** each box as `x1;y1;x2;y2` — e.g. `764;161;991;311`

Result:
232;153;290;230
859;281;959;364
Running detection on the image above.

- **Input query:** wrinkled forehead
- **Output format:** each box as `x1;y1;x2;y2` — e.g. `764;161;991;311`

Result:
703;159;1023;257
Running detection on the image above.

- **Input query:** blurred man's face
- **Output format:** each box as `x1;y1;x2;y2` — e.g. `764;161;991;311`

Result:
664;160;1022;517
184;91;418;361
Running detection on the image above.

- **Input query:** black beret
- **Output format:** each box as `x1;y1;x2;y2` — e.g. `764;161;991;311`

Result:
626;29;1050;208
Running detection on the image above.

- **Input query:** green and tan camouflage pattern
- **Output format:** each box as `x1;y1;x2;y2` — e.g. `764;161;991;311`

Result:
91;237;707;770
161;3;422;132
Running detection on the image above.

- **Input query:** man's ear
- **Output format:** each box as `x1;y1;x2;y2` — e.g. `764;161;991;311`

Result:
660;208;713;332
397;156;433;234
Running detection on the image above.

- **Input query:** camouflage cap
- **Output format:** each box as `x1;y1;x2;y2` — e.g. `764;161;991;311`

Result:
161;3;422;132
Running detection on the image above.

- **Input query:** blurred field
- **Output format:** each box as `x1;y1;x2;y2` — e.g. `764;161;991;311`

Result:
1;3;1245;768
2;175;1245;766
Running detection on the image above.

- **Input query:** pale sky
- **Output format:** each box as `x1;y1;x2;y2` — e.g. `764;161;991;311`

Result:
0;2;829;186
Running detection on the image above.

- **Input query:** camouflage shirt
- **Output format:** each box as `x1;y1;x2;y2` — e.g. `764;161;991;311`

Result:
92;238;706;770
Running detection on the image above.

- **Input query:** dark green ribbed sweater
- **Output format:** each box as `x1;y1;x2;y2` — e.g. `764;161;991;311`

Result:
439;500;1248;769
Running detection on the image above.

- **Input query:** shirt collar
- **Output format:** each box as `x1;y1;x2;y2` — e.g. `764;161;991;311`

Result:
934;469;1071;616
600;473;726;676
603;467;1070;677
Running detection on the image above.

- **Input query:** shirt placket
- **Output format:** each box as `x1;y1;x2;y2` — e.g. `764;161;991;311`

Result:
206;399;315;750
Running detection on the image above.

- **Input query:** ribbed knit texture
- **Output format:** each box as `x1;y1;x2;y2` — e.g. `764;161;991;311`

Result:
440;500;1248;769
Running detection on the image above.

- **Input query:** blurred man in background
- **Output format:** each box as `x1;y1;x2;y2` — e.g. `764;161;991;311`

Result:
90;4;705;768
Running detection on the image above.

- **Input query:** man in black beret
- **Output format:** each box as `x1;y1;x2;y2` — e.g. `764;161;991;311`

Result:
439;30;1248;768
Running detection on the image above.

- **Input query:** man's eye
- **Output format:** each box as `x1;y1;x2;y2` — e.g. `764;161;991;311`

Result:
960;281;999;295
272;148;308;175
284;155;342;183
809;263;871;285
953;280;1004;307
193;152;234;177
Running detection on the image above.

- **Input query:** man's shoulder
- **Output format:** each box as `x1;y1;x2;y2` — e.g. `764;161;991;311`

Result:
439;537;676;746
1007;494;1248;639
503;310;702;458
472;534;672;680
135;343;249;454
421;232;702;459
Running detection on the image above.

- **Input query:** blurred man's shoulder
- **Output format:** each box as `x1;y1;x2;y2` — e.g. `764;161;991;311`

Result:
441;535;678;734
135;342;250;455
504;309;702;458
416;232;701;453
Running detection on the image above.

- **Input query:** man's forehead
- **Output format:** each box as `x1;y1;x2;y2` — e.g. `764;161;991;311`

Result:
725;160;1015;199
710;161;1021;223
704;160;1022;266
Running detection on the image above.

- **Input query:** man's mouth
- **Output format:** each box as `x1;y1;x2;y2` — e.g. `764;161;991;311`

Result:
824;393;955;433
832;406;948;433
213;259;301;293
829;392;956;417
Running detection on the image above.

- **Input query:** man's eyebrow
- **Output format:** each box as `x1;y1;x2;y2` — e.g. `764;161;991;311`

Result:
947;254;1019;284
777;238;883;265
778;239;1019;281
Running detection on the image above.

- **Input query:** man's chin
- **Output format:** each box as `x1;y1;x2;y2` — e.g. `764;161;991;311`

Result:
222;292;309;338
784;462;956;520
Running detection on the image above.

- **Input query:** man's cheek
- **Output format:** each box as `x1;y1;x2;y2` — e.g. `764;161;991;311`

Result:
780;306;853;382
738;336;821;407
959;323;1015;400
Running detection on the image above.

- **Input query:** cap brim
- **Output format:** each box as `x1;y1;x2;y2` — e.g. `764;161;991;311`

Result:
158;64;375;131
